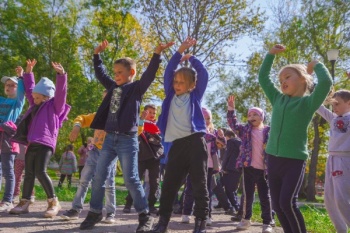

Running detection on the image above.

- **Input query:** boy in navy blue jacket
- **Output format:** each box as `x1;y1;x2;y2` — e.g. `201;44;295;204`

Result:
79;40;173;232
151;37;209;233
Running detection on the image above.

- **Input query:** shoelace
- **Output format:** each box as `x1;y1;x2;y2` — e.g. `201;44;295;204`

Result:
47;201;54;210
17;200;28;207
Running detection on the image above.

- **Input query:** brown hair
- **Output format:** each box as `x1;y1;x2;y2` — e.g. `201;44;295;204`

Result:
279;64;314;94
332;90;350;102
114;57;136;71
144;104;156;111
174;67;197;84
224;128;236;138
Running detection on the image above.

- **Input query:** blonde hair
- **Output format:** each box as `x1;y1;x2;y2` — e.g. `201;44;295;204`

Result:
278;64;314;94
174;67;197;84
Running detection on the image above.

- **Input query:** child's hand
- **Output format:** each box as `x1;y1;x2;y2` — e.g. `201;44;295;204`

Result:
227;95;235;110
26;59;37;73
52;62;65;74
180;54;192;63
346;71;350;79
154;41;175;54
306;60;319;75
94;40;109;54
69;126;80;142
140;110;148;120
269;44;286;55
15;66;24;77
178;37;196;54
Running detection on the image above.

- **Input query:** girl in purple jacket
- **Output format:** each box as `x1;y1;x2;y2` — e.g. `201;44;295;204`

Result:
10;59;70;218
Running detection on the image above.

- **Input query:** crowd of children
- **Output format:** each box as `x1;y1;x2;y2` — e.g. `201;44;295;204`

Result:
0;36;349;233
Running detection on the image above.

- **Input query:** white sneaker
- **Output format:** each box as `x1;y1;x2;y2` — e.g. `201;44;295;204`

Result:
9;199;31;214
262;224;273;233
30;196;35;204
12;196;20;204
0;201;14;212
103;213;116;224
236;219;251;230
206;217;213;226
181;215;191;223
44;197;61;218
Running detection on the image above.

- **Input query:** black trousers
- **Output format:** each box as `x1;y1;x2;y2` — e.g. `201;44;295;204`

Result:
159;133;209;220
221;170;242;211
58;174;72;187
22;144;55;199
125;158;160;208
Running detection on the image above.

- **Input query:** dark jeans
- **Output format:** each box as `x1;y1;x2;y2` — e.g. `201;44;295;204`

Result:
58;174;72;187
268;155;306;233
241;166;272;224
22;144;55;199
212;175;231;210
125;158;160;208
159;133;209;220
78;166;84;179
221;170;241;211
183;168;213;217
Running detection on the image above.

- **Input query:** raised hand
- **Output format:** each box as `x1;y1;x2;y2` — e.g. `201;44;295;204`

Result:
26;59;37;73
227;95;235;109
269;44;286;55
180;54;192;63
154;41;175;54
178;37;197;54
94;40;109;54
307;60;319;75
51;62;65;75
15;66;24;77
69;126;80;142
346;71;350;79
140;110;148;121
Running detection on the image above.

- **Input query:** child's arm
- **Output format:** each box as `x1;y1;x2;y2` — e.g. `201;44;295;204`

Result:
307;61;333;112
15;66;25;109
69;112;96;142
93;40;115;89
316;105;334;123
226;95;245;138
185;54;208;101
51;62;68;116
164;37;196;94
258;44;285;105
23;59;37;107
139;42;174;95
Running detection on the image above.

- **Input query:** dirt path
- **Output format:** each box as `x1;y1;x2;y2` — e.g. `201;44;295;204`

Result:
0;201;283;233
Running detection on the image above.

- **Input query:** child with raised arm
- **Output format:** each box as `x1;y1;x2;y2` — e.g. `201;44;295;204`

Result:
259;44;332;233
79;40;173;232
227;95;273;233
151;37;209;233
10;59;70;217
0;66;25;212
317;90;350;233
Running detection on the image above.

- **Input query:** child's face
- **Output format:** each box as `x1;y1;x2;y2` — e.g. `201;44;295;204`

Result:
4;80;17;98
113;64;135;86
173;73;195;96
32;93;49;105
204;116;211;127
145;108;157;121
331;96;350;116
248;111;263;128
279;68;306;97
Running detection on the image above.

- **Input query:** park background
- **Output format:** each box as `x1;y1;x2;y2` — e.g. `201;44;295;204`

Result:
0;1;349;232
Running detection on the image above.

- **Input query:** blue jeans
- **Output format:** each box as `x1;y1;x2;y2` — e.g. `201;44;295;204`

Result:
90;132;148;214
1;153;16;203
72;147;116;214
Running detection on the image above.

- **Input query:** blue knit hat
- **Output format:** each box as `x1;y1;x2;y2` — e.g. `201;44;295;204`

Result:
33;77;55;98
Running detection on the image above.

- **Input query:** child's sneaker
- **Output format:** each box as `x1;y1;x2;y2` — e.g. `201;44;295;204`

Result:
236;219;251;230
44;197;61;218
61;209;79;220
103;213;116;224
181;215;191;223
206;217;213;226
12;195;20;204
262;224;273;233
123;205;131;213
0;201;14;212
30;196;35;204
9;199;31;214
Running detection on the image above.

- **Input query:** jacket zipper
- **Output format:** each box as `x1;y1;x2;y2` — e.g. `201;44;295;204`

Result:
276;97;290;154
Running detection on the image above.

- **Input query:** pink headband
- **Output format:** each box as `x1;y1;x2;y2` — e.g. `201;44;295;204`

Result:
202;107;212;119
248;107;264;120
